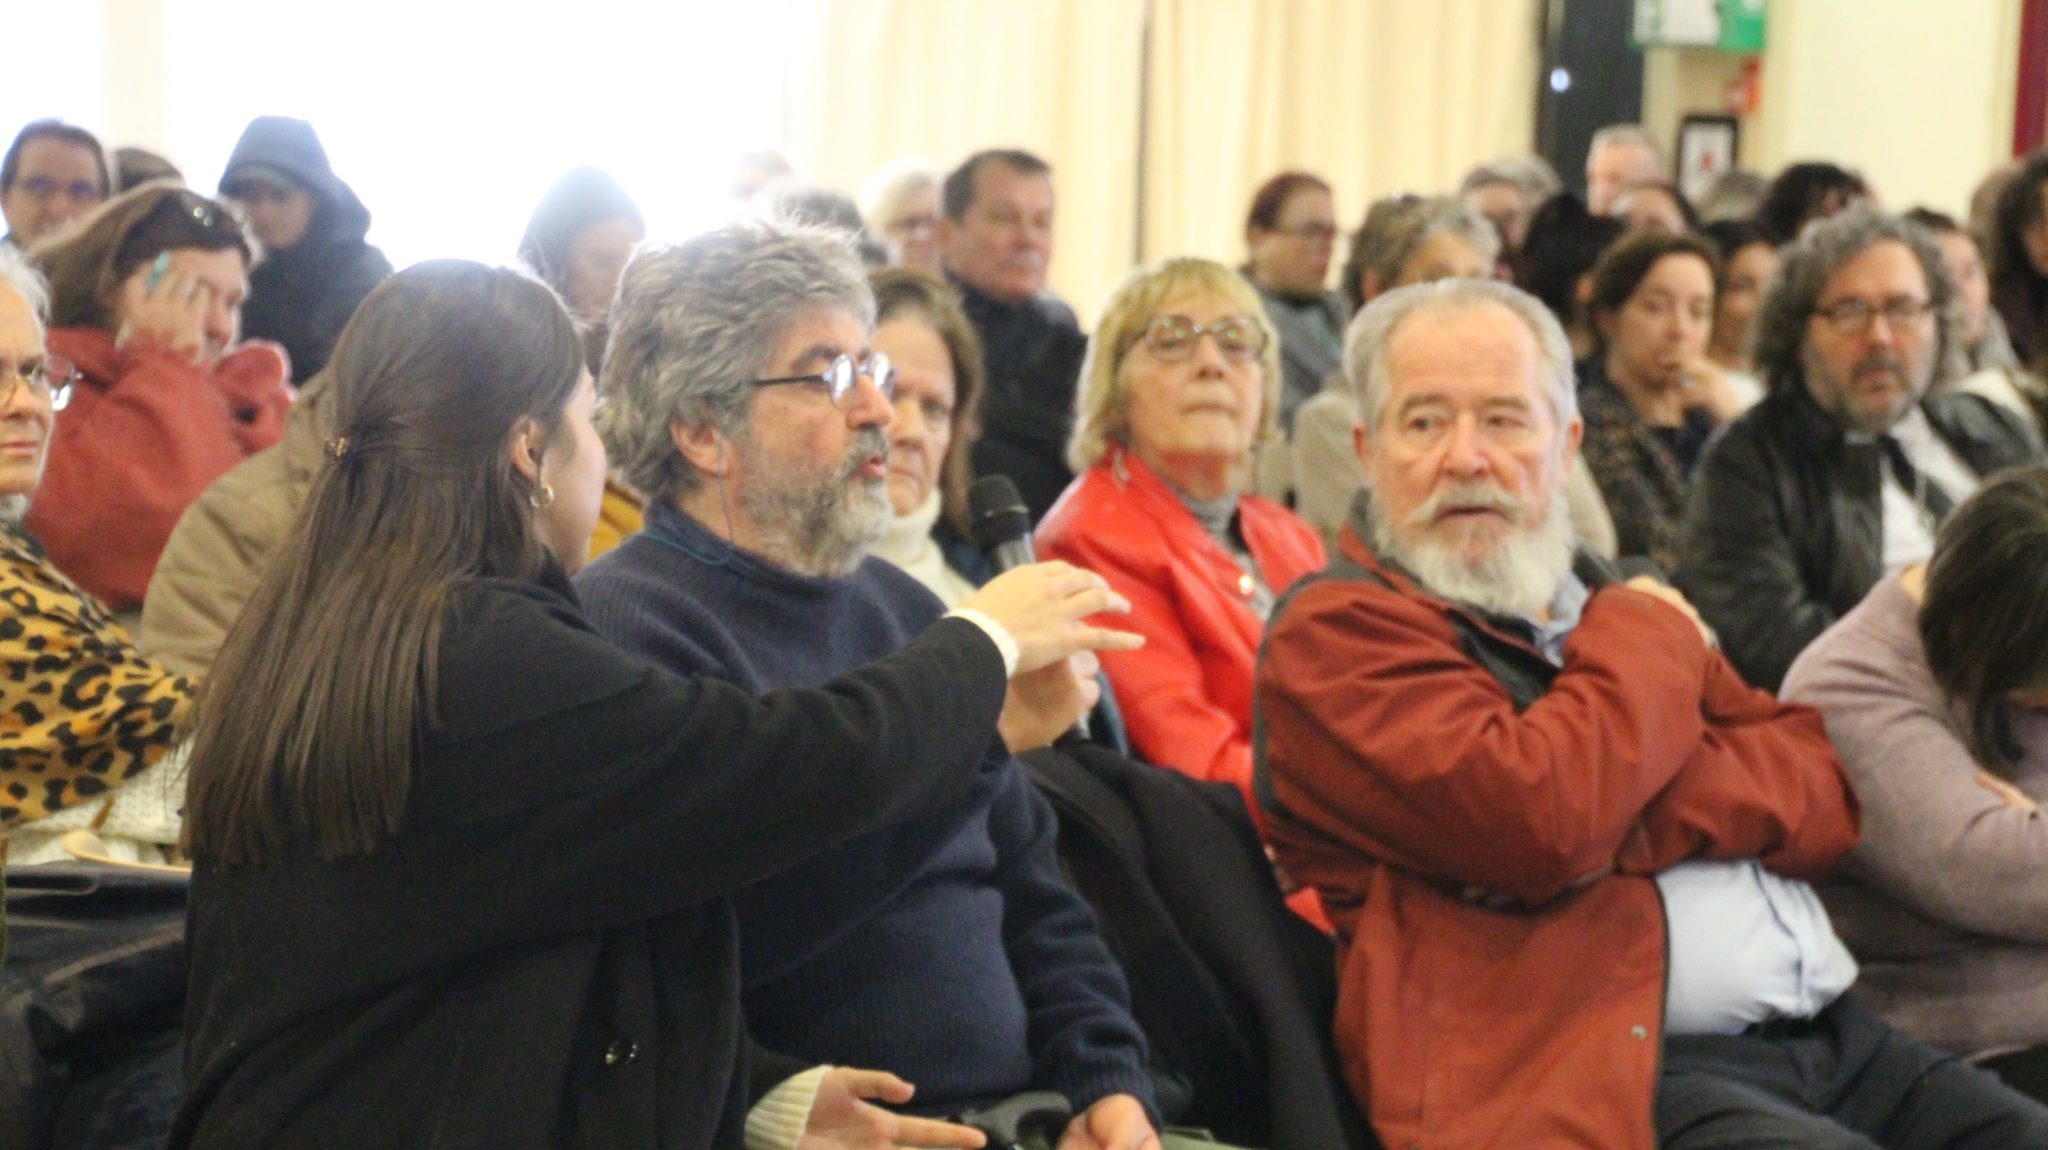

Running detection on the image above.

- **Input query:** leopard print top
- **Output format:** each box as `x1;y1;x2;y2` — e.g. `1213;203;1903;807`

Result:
1;521;193;827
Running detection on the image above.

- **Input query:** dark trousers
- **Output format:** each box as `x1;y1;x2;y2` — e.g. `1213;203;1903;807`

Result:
1656;997;2048;1149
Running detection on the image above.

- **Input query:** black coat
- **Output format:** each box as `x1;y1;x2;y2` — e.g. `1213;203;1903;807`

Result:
169;568;1006;1149
1676;386;2044;691
955;278;1089;524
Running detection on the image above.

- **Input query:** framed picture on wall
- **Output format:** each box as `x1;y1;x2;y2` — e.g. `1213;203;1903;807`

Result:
1677;114;1740;202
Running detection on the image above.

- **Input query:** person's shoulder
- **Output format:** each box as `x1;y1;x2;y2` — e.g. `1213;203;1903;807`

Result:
1036;467;1167;555
849;556;948;628
1780;576;1918;701
1929;387;2045;460
437;572;653;740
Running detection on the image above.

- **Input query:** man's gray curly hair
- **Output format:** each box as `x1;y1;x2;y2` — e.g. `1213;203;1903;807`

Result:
1751;204;1966;400
597;217;874;505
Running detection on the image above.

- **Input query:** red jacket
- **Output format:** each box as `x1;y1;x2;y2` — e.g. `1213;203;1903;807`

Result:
1255;527;1860;1150
27;327;290;612
1036;450;1324;806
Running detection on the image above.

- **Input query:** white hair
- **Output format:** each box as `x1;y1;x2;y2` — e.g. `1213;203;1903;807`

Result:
1343;277;1577;438
0;245;49;336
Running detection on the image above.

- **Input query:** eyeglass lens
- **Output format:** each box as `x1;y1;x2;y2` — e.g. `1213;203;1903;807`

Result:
1145;316;1263;362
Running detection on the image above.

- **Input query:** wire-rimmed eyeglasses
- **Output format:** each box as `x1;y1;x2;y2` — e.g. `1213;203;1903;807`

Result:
1;355;78;412
750;352;895;408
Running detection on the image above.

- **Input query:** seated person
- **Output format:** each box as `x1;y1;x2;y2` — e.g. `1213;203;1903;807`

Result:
219;115;392;382
1;120;110;249
1290;194;1616;557
1577;229;1739;571
0;246;190;867
25;184;289;615
1036;256;1322;816
577;220;1182;1148
1696;219;1776;407
1784;467;2048;1101
867;267;990;603
172;257;1102;1150
1677;206;2043;691
1240;170;1345;431
1255;275;2048;1148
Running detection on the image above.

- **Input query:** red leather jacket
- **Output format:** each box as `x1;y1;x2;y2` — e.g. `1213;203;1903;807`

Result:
28;327;290;611
1036;450;1324;808
1256;527;1860;1150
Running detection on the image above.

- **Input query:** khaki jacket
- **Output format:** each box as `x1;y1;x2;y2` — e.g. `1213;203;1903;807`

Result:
140;371;332;677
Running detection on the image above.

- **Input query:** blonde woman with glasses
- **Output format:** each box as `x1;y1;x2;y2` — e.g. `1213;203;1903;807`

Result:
1036;256;1327;924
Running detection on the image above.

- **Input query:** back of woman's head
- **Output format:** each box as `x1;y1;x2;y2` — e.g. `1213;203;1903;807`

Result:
1514;193;1625;327
1920;466;2048;775
1755;161;1867;246
1989;153;2048;331
183;259;584;866
32;182;249;331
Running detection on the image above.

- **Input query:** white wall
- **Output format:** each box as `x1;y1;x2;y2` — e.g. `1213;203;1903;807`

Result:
1751;0;2020;215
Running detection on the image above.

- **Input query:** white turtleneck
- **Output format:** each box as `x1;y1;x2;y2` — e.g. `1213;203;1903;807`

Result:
869;489;978;608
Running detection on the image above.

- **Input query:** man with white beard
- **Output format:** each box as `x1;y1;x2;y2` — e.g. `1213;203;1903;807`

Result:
1252;277;2048;1149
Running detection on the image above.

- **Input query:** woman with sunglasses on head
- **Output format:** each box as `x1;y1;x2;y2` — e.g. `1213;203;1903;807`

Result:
0;245;191;871
169;258;1137;1150
25;183;289;617
1036;258;1326;922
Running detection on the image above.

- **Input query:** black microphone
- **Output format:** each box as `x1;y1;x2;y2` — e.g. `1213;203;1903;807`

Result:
968;474;1037;574
968;473;1098;742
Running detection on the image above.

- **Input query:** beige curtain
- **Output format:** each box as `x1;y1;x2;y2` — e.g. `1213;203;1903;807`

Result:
785;0;1146;323
784;0;1539;321
1144;0;1541;271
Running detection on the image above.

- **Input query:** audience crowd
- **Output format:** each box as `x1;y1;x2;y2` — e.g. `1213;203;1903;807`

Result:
7;106;2048;1150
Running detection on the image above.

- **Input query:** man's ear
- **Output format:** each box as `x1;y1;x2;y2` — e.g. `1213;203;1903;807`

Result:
1351;420;1372;471
504;417;544;483
670;416;730;479
1561;414;1585;468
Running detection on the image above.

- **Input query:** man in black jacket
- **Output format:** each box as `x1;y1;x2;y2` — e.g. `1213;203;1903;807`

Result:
1677;206;2045;691
939;149;1090;522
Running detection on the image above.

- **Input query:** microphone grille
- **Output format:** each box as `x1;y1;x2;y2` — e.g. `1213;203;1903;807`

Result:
967;474;1033;551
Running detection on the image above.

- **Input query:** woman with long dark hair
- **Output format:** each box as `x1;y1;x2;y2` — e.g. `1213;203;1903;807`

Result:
169;259;1135;1149
1784;467;2048;1102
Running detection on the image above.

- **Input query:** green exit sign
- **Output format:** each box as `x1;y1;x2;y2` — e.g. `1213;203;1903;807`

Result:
1633;0;1767;52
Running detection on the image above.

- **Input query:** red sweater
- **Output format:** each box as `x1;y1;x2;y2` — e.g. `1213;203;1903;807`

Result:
1256;529;1860;1150
27;327;290;611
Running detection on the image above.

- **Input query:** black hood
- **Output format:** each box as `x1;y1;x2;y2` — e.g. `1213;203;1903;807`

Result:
220;116;372;247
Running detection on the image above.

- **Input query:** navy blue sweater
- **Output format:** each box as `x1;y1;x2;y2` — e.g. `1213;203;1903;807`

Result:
576;502;1154;1118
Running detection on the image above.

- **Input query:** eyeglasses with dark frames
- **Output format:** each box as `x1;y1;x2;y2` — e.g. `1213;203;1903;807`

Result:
1;354;78;412
1811;296;1934;336
749;352;895;409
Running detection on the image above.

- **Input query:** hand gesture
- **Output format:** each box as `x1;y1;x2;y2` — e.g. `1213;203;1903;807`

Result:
799;1068;987;1150
1677;355;1745;425
1622;575;1716;647
1054;1094;1160;1150
999;651;1101;753
115;254;213;366
959;561;1142;675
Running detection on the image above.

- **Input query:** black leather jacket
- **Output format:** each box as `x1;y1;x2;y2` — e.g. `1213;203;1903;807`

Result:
1676;386;2044;691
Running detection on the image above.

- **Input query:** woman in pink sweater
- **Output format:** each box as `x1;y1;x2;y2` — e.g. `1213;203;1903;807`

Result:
1783;466;2048;1101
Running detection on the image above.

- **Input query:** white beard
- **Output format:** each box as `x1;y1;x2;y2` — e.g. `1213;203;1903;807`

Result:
1369;474;1575;619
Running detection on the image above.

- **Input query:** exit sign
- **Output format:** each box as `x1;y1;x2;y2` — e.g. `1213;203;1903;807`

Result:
1633;0;1767;52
